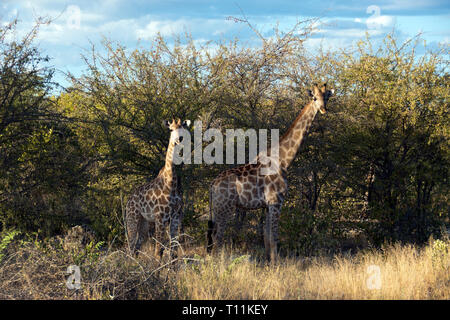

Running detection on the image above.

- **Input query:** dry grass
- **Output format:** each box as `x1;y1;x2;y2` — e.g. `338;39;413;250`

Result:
0;228;178;300
176;242;449;299
0;228;448;300
176;240;450;299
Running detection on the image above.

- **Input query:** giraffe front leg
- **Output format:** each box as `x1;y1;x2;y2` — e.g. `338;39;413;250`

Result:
265;204;281;263
264;210;271;260
206;219;215;253
233;208;246;241
139;218;149;249
257;208;265;245
169;211;181;260
174;198;184;244
213;221;225;253
154;219;164;258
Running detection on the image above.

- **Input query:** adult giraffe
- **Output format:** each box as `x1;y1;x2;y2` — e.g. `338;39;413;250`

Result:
207;83;334;262
126;119;190;257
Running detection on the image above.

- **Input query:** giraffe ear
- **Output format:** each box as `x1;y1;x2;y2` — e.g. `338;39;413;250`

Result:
182;120;191;128
307;89;313;97
163;120;170;128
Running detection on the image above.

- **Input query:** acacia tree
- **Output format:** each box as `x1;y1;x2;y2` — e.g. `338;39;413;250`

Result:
63;22;448;249
60;19;318;242
290;33;449;247
3;16;446;249
0;20;89;235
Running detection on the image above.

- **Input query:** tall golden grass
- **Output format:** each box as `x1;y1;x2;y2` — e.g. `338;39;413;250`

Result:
0;229;448;300
177;241;449;299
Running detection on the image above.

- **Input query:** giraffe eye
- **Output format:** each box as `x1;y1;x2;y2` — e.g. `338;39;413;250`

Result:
313;97;317;101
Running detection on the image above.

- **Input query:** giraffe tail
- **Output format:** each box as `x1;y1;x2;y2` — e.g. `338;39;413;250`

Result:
207;186;214;253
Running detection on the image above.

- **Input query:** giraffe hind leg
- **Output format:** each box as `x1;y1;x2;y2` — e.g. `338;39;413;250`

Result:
126;208;145;255
211;210;227;253
207;190;231;254
232;207;246;244
206;208;225;254
206;219;215;253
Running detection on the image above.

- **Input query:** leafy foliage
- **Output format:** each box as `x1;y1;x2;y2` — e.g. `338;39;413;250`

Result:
0;19;448;254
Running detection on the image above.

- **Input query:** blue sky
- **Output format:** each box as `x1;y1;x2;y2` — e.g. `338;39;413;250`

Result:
1;0;449;88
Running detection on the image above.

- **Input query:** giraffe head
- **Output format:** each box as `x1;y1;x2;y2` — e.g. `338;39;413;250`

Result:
307;83;334;114
164;118;191;145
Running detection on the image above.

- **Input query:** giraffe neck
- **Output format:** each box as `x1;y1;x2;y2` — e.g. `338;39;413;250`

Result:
161;141;176;184
278;101;318;170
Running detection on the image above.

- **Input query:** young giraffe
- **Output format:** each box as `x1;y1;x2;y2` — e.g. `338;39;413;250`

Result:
126;118;191;257
207;83;334;262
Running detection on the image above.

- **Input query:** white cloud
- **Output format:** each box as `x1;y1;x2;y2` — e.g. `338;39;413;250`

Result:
366;15;396;29
316;27;383;39
2;0;447;91
136;19;187;39
135;17;236;40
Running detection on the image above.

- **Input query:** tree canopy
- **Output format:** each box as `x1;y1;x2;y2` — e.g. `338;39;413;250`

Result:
1;19;448;252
